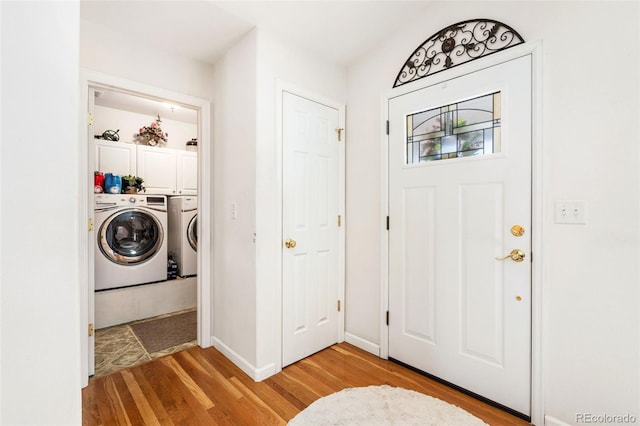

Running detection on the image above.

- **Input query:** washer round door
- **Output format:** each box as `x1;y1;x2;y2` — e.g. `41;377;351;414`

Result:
98;208;164;265
187;214;197;251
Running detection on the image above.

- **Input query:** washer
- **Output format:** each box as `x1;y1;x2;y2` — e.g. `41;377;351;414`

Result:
94;194;168;291
168;196;197;277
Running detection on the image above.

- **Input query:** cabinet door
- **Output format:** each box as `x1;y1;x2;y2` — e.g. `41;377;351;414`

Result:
176;151;198;195
136;146;177;195
95;141;136;176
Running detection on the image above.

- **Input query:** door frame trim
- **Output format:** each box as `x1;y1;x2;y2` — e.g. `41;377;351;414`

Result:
275;81;346;371
79;69;212;386
380;41;544;425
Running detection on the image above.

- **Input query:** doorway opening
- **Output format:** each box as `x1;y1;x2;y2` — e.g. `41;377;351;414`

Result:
79;71;212;386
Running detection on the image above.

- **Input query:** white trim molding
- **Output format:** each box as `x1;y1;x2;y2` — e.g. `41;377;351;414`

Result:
345;332;380;357
212;337;276;382
544;415;572;426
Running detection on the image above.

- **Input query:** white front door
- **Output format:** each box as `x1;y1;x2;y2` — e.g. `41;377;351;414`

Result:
282;91;342;367
388;55;532;416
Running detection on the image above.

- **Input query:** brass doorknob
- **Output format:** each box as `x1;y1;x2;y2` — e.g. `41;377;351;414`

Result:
496;249;525;262
285;238;297;249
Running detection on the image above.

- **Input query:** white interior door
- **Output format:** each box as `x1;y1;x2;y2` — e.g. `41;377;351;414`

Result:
282;91;341;367
388;55;532;416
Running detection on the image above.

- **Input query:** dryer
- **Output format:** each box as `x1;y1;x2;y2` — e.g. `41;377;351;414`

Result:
168;196;197;277
94;194;168;290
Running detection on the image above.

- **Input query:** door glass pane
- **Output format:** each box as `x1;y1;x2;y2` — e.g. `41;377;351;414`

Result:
406;92;501;164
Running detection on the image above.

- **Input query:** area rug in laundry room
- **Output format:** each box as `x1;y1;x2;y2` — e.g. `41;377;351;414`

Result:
130;309;197;354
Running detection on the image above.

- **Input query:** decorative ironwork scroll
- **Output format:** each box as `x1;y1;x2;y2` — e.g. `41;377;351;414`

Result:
393;19;524;88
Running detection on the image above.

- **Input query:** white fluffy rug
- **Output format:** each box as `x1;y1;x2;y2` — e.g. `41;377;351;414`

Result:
288;385;489;426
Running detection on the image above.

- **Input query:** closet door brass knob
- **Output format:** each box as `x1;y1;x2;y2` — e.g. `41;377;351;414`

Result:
496;249;525;262
285;238;297;249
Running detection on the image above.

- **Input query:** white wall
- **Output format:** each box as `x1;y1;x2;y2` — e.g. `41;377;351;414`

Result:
210;27;347;379
254;30;347;373
94;105;197;151
211;29;259;371
0;1;82;424
345;1;639;424
80;18;214;100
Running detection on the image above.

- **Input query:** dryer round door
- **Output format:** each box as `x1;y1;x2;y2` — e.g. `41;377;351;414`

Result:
187;214;197;251
98;208;164;265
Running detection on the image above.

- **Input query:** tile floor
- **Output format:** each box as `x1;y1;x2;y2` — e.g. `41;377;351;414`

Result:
94;308;197;377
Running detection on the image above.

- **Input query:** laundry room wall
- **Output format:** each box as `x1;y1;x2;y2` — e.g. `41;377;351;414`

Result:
93;105;197;151
345;1;639;425
90;102;200;326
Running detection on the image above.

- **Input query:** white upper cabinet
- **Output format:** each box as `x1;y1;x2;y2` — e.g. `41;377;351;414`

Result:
136;145;178;195
176;151;198;195
136;145;197;195
95;141;136;176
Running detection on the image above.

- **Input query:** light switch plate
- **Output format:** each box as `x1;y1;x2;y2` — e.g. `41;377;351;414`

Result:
555;200;586;224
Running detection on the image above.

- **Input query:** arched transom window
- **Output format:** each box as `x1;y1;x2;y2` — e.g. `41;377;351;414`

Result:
394;19;524;88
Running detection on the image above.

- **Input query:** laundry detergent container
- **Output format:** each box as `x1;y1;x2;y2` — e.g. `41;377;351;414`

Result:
104;173;122;194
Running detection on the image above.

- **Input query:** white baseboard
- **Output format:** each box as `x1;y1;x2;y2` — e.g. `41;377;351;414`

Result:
211;336;276;382
254;362;277;382
545;415;571;426
345;332;380;357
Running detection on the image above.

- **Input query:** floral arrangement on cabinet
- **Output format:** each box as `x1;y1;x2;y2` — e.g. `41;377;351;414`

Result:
136;114;168;146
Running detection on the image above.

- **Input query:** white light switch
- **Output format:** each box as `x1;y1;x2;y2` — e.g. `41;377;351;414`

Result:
555;200;586;224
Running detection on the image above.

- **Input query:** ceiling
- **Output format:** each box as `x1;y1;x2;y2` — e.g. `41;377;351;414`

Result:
82;0;431;121
80;0;431;66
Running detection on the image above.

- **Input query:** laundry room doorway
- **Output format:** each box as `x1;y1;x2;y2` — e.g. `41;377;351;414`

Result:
79;70;212;386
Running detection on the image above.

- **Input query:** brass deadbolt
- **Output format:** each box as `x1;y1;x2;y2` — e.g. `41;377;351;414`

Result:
511;225;525;237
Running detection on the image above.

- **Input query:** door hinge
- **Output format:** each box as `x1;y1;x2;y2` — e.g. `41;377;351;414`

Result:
88;323;94;337
386;120;389;135
338;300;341;312
386;216;389;230
88;217;94;232
88;112;94;126
338;215;342;227
386;311;389;326
336;128;344;142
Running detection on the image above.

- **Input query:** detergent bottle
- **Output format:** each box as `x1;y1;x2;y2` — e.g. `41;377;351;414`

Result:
104;173;122;194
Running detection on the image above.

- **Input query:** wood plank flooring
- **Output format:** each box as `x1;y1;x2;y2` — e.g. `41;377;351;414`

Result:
83;343;531;425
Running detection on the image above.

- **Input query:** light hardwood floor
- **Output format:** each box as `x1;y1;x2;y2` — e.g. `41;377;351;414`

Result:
82;342;531;425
